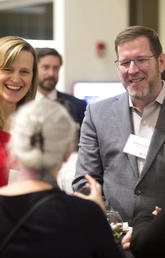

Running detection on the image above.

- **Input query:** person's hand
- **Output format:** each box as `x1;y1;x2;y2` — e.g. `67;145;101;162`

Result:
121;228;133;250
74;174;105;213
152;206;162;216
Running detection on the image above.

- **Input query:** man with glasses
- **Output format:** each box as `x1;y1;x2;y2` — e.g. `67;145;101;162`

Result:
73;25;165;233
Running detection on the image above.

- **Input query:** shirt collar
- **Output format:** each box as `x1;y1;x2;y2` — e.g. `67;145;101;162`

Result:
36;88;57;101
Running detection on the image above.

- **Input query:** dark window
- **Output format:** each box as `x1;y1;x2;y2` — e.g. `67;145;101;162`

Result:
0;2;53;39
129;0;158;32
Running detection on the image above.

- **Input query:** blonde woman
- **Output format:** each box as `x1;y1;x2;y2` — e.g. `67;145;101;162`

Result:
0;36;38;186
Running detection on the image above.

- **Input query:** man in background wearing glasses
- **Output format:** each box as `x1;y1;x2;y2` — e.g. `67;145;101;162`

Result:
73;25;165;252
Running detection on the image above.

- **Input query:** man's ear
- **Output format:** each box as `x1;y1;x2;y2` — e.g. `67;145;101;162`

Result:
159;53;165;73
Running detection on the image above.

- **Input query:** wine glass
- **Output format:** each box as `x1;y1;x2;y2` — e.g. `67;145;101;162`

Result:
106;209;123;224
106;208;123;242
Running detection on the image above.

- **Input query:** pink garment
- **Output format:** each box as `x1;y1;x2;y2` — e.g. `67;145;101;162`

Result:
0;130;10;186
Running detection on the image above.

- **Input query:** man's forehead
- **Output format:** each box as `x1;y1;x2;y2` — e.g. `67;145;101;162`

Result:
117;36;151;56
118;36;149;47
39;55;60;64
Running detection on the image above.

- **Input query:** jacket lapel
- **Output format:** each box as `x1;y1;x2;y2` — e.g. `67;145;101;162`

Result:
112;93;139;177
139;99;165;180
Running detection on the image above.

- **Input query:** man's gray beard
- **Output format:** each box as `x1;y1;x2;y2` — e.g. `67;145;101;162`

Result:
127;87;150;99
39;82;56;92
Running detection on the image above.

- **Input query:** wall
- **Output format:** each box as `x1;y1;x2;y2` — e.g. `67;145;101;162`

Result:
59;0;129;93
159;0;165;52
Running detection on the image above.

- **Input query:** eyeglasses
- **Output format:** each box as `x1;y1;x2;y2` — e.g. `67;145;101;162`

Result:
114;55;156;71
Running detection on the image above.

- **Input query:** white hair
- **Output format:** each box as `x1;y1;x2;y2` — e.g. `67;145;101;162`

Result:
9;99;76;171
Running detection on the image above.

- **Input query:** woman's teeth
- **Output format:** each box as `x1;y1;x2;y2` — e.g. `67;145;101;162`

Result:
6;85;21;90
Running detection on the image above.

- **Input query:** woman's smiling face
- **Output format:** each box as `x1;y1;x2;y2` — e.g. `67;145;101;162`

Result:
0;50;34;105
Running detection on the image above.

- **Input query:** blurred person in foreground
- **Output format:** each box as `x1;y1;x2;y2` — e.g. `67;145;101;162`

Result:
0;36;38;186
121;204;165;257
0;98;125;258
35;47;87;128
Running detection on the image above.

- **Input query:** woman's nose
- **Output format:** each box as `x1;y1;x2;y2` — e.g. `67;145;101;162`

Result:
10;72;22;83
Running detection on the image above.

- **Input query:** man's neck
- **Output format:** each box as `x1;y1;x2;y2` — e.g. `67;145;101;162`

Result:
132;98;154;112
36;87;57;101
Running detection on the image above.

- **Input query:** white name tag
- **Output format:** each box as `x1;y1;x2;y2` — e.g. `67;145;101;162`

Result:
123;134;150;159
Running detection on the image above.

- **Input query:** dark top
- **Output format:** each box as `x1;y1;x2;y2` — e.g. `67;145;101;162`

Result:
130;206;165;258
0;186;125;258
57;91;87;127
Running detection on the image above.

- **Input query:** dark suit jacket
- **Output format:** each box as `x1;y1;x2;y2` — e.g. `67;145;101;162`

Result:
131;206;165;258
57;91;87;127
72;92;165;226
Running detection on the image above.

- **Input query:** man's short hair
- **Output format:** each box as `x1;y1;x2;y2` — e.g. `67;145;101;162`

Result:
115;25;162;58
35;47;63;66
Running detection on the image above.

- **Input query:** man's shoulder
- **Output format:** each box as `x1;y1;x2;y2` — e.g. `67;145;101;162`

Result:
89;92;127;109
57;91;87;106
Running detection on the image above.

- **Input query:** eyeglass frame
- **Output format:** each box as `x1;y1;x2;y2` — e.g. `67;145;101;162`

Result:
114;55;156;71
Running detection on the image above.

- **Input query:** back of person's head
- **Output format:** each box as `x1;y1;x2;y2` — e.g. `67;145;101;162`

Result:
0;36;38;105
35;47;63;66
9;99;76;172
115;25;162;58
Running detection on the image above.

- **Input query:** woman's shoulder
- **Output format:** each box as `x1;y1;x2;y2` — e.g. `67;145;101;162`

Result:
66;193;106;220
